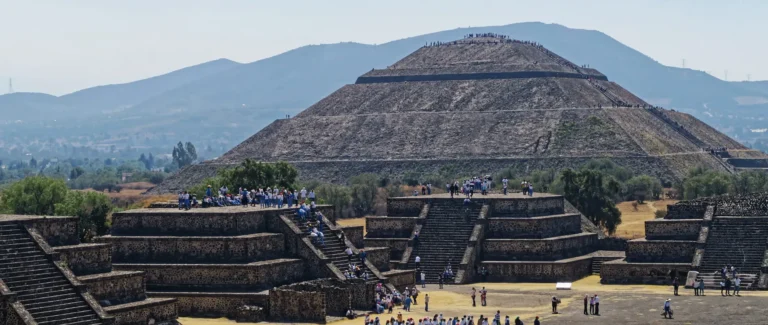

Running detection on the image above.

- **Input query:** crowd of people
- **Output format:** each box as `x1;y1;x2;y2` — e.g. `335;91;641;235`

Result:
364;310;541;325
176;185;318;210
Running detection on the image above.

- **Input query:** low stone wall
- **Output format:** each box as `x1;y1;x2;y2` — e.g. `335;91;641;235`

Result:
147;292;268;318
725;158;768;168
386;198;424;217
366;217;417;238
486;214;581;239
365;247;391;271
666;203;707;219
364;238;408;260
645;219;702;240
382;269;416;290
626;239;696;263
18;216;79;246
79;271;146;305
114;258;306;291
96;233;284;263
53;243;112;276
269;288;326;323
103;298;178;325
489;196;565;218
600;260;691;284
480;256;592;282
111;209;267;236
341;225;364;248
482;233;597;260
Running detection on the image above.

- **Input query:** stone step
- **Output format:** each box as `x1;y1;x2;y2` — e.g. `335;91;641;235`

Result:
23;295;82;309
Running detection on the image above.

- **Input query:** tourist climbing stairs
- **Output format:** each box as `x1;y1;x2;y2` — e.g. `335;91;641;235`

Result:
698;216;768;289
288;210;383;282
407;200;482;283
0;222;104;325
646;107;708;149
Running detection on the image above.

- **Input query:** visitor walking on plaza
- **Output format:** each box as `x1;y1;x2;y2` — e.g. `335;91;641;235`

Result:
551;296;560;314
513;316;523;325
593;295;600;315
583;294;589;315
471;288;477;307
411;287;419;305
480;287;487;306
720;280;726;296
533;316;540;325
725;277;732;296
424;294;430;312
421;271;426;288
438;274;444;289
672;277;679;296
698;278;705;296
589;295;595;314
662;299;673;319
734;277;741;296
493;311;500;325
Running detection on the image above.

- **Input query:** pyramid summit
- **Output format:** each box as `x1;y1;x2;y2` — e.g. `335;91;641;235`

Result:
154;35;760;192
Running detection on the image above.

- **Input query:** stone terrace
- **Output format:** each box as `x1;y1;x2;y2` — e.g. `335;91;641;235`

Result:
366;193;613;285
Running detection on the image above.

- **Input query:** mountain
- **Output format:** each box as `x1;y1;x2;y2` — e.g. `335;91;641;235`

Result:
1;22;766;160
152;35;755;193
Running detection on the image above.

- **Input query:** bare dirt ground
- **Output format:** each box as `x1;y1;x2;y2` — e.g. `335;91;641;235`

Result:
614;200;678;239
179;275;768;325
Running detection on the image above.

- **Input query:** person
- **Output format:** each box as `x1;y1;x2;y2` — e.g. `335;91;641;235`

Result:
672;277;679;296
513;316;523;325
734;277;741;296
345;247;354;262
206;185;212;198
424;294;430;312
308;190;316;202
593;295;600;315
533;316;540;325
471;288;476;307
725;277;732;296
438;274;444;289
415;255;421;268
360;249;368;265
421;271;426;288
720;280;726;296
413;231;420;248
583;294;589;315
493;311;500;325
551;296;559;314
480;287;487;306
662;299;672;319
504;316;510;325
698;278;705;296
404;295;412;312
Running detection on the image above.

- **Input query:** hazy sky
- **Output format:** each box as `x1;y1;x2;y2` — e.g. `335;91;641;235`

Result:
1;0;765;95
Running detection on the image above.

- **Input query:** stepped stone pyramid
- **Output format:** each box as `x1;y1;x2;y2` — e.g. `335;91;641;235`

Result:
154;35;761;193
602;193;768;290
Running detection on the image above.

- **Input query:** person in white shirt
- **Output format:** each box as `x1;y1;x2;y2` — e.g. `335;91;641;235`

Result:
415;255;421;269
345;247;353;262
300;187;307;200
420;271;426;288
593;294;600;315
309;190;316;202
734;277;742;296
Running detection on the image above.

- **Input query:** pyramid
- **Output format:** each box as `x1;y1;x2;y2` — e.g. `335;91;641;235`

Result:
154;35;760;193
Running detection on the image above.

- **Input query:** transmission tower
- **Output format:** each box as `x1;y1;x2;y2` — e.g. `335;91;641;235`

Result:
7;78;13;94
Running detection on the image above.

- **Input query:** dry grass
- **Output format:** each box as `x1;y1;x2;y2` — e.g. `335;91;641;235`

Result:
614;199;678;239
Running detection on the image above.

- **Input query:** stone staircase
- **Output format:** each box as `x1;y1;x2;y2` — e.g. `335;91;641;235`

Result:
406;201;481;283
696;273;759;290
0;223;104;325
591;256;621;275
289;211;382;281
699;217;768;282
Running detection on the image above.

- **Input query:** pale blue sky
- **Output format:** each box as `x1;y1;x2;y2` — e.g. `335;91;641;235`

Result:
1;0;765;95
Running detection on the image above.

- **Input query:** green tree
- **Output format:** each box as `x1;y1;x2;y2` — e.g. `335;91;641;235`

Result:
55;191;113;242
172;142;198;168
218;159;298;190
561;169;622;235
317;184;351;218
0;176;69;215
349;173;378;216
624;175;663;202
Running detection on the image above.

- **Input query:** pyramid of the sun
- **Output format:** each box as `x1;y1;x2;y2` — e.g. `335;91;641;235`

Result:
154;36;757;192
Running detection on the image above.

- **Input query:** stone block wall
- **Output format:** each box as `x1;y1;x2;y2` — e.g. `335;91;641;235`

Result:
53;243;112;276
645;220;702;240
147;292;268;318
364;247;391;271
366;217;418;238
666;204;707;219
482;233;597;260
486;214;581;238
97;233;284;263
17;216;79;246
268;288;326;323
114;258;306;291
111;210;266;236
341;226;364;248
104;299;178;325
364;238;409;260
381;270;416;290
386;198;424;217
489;196;565;218
79;271;146;305
480;256;592;282
626;239;696;263
600;261;691;284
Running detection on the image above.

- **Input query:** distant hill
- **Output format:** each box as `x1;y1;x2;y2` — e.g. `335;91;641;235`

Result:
0;22;766;159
